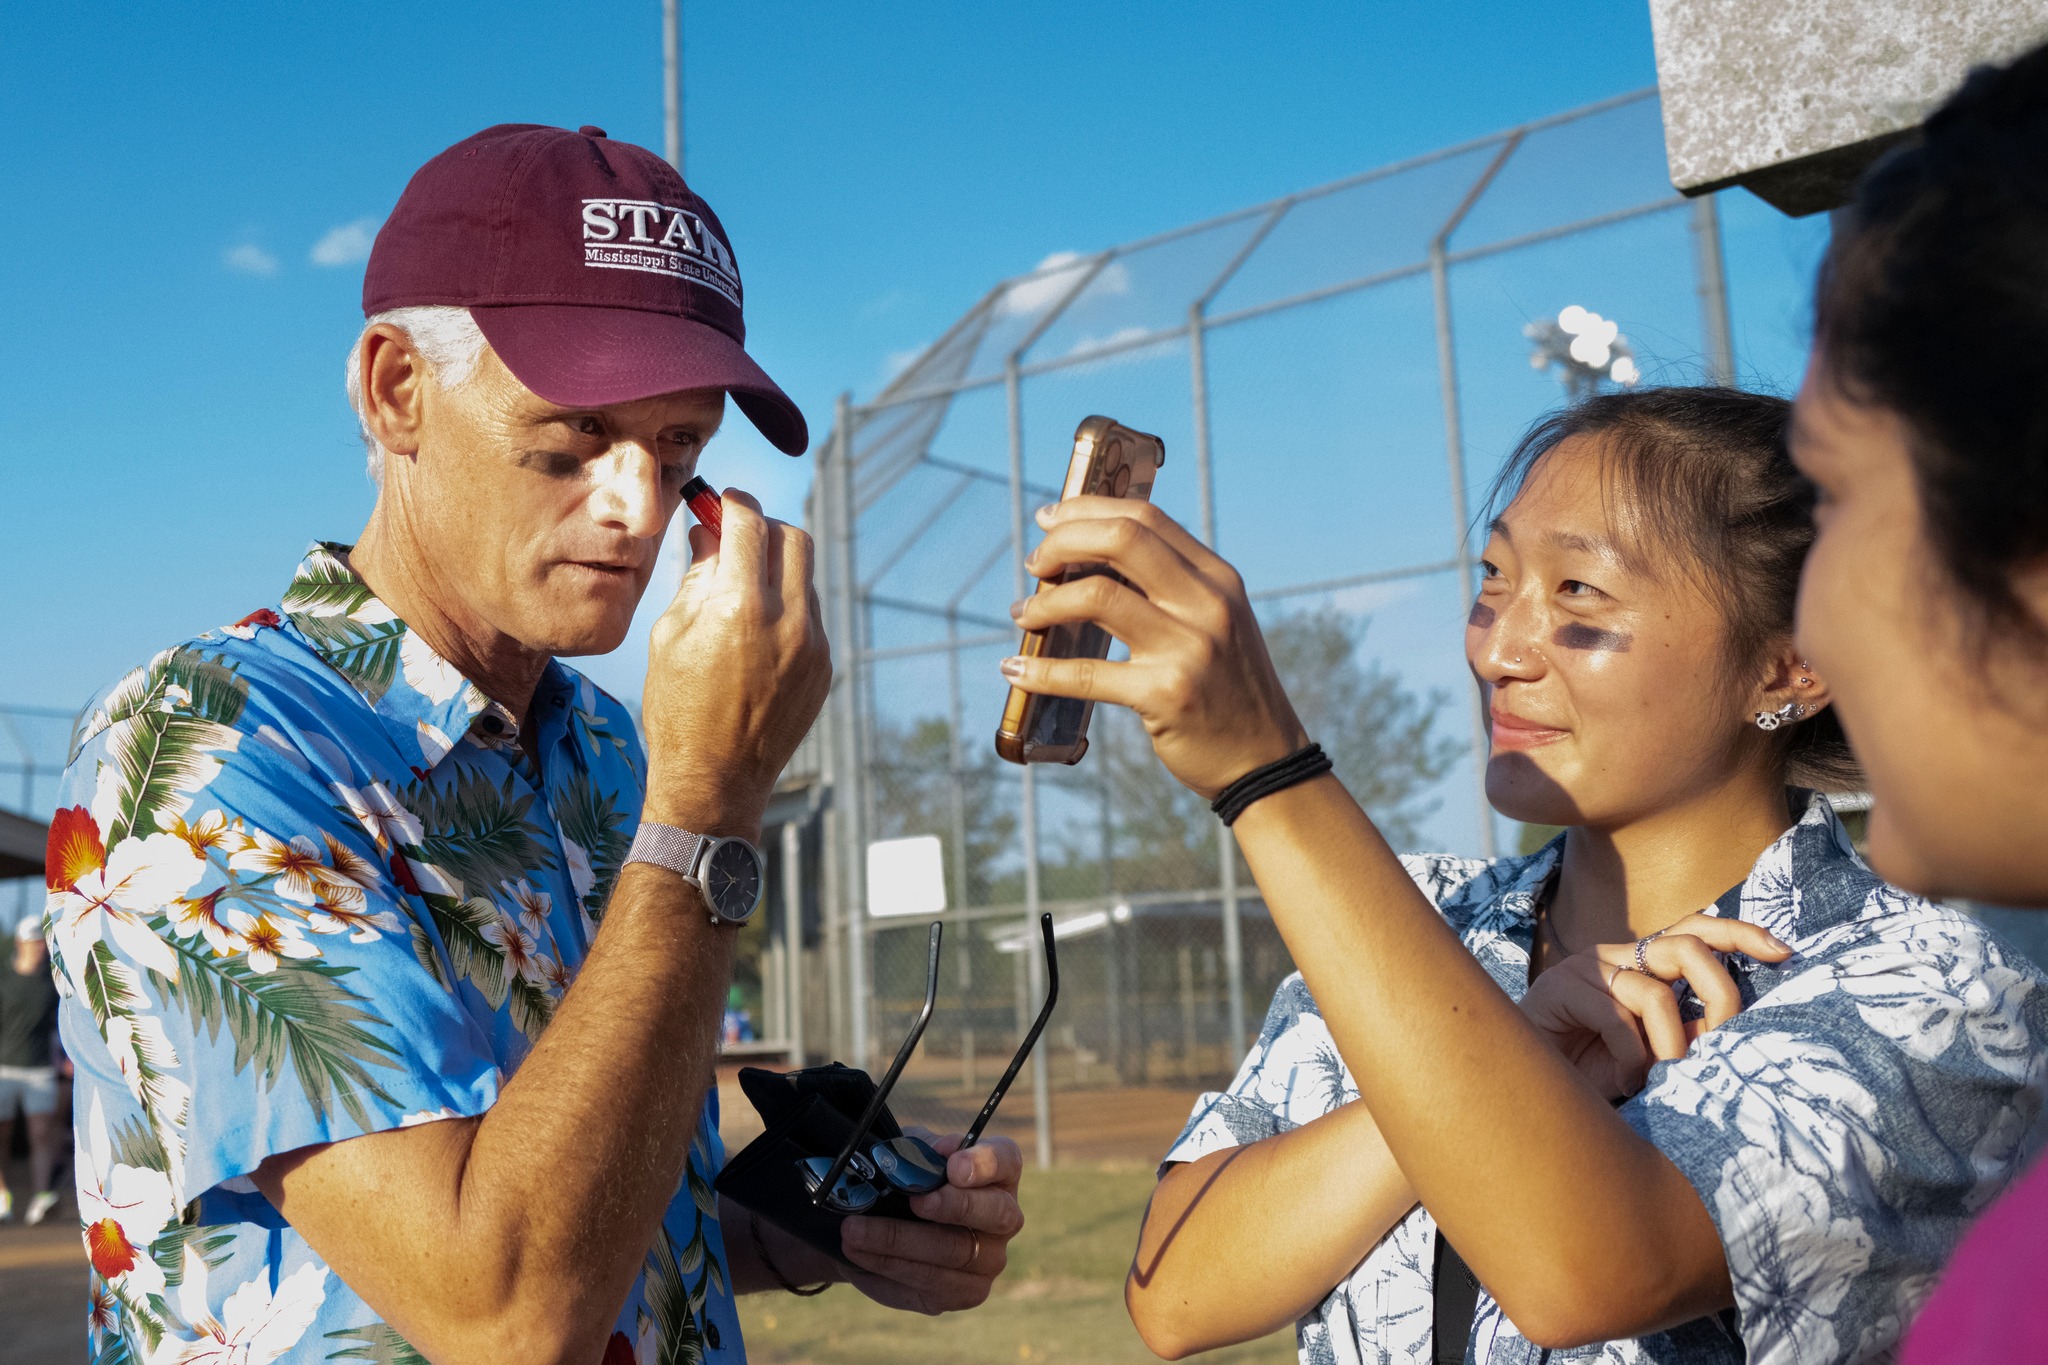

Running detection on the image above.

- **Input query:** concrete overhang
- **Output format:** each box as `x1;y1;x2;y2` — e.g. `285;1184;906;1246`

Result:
1650;0;2048;216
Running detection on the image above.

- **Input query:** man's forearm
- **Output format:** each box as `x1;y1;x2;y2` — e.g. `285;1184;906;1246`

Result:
1230;777;1730;1346
260;859;737;1365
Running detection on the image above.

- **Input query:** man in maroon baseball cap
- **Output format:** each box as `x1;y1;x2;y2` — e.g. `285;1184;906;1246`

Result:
367;122;807;454
47;123;1025;1365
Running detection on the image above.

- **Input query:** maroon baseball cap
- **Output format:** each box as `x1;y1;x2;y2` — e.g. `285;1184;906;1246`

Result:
364;123;807;455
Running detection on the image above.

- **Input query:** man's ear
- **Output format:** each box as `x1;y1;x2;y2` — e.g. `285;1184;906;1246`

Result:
359;324;429;461
1753;639;1833;721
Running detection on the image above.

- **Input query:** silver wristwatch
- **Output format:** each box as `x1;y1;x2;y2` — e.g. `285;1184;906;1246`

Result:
625;823;764;926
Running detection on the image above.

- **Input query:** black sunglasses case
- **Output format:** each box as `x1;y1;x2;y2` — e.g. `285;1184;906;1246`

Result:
714;1063;932;1265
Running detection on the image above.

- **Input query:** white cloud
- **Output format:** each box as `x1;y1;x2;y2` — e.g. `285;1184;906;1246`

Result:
223;243;279;277
998;250;1130;317
1064;324;1157;359
1324;580;1420;616
310;218;380;268
883;345;928;381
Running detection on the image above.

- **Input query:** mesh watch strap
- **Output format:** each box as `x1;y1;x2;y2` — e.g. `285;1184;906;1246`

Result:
625;822;706;879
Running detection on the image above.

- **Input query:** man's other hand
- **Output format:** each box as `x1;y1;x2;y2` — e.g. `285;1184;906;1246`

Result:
641;488;830;836
839;1131;1025;1314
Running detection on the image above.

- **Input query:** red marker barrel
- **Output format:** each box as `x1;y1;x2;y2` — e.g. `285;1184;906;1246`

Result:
681;476;722;538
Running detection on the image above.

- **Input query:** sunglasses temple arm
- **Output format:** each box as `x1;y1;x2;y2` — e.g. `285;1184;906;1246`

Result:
962;912;1060;1150
813;921;945;1206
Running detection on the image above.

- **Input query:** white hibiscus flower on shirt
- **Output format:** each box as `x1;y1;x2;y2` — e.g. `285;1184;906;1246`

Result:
76;1092;176;1306
167;1243;329;1365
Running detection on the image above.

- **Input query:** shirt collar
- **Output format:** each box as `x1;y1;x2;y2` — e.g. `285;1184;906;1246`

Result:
279;542;523;772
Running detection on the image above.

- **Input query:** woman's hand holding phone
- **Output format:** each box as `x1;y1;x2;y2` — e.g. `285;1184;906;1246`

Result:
1518;914;1792;1100
1001;496;1308;799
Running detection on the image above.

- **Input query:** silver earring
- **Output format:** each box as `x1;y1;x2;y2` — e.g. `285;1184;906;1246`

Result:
1754;702;1804;731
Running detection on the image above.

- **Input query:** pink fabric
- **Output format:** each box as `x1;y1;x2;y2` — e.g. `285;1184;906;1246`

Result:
1904;1153;2048;1363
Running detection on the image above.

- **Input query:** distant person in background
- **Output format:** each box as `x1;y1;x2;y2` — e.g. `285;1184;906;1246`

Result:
1782;41;2048;1365
1014;386;2048;1364
0;916;62;1226
45;124;1023;1364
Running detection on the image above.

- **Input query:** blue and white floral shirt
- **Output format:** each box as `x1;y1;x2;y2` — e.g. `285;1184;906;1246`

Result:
46;544;739;1365
1164;795;2048;1365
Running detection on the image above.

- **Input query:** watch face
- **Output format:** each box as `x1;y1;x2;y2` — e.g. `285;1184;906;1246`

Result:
702;838;762;922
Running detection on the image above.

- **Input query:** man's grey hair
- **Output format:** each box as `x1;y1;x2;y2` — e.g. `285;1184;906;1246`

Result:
345;306;489;484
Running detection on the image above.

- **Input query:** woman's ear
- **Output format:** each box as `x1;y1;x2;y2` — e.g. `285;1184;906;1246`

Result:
1752;641;1833;722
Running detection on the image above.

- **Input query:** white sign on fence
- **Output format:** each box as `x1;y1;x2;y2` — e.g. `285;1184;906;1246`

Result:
866;835;948;920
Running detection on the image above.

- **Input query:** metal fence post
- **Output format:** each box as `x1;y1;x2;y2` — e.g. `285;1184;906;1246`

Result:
1429;135;1521;862
946;605;976;1092
1691;194;1736;386
832;394;873;1071
1189;304;1248;1059
1005;359;1053;1170
781;817;806;1065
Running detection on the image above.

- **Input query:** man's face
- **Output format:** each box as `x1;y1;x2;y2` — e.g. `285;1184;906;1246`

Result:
394;347;724;659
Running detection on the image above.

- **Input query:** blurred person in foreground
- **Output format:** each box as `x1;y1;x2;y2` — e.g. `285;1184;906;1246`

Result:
0;916;63;1226
1010;387;2048;1365
1784;43;2048;1364
43;124;1022;1365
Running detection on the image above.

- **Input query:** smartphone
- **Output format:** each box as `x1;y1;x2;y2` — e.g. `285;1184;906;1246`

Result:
995;416;1166;765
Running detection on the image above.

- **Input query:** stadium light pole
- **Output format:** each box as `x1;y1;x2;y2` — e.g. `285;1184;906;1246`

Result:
662;0;683;176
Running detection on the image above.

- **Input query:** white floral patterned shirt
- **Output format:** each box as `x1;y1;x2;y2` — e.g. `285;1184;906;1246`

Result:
1163;794;2048;1365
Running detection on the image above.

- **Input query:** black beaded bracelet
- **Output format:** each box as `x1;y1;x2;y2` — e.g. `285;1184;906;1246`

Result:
1210;742;1333;826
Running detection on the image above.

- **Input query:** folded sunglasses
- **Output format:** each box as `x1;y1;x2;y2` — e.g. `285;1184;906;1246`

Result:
715;913;1060;1260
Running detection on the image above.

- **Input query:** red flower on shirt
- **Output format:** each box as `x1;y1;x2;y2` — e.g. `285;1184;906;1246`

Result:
46;806;106;894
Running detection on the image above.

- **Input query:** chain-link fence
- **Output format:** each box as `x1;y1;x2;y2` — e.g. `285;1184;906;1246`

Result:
726;87;1763;1165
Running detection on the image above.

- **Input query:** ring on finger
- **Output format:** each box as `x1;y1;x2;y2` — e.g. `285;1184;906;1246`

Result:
964;1230;982;1271
1633;933;1662;975
1606;962;1629;990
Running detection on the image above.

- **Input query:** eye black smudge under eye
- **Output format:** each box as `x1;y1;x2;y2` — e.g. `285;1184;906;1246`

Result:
1553;623;1632;652
1467;602;1497;628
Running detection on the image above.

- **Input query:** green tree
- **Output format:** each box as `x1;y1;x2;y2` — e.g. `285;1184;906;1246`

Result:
1263;605;1463;850
1054;604;1464;888
868;716;1019;905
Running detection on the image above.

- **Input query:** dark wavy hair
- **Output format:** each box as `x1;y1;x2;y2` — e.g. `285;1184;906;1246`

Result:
1814;41;2048;654
1487;386;1862;792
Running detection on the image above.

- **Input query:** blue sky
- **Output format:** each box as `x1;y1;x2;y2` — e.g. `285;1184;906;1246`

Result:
0;2;1829;849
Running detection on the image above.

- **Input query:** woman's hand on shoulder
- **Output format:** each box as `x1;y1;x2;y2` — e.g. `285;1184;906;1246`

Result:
1002;497;1306;798
1520;914;1793;1101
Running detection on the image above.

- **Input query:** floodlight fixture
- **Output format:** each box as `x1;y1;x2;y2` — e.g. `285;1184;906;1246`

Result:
1525;304;1640;399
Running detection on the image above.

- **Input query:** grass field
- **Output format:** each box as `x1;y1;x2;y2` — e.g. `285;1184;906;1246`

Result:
736;1165;1296;1365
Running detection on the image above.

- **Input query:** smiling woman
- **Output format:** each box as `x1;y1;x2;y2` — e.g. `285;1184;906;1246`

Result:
991;386;2048;1365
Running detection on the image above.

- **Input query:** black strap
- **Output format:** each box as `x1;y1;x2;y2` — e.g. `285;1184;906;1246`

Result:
1432;1229;1481;1365
1210;742;1334;826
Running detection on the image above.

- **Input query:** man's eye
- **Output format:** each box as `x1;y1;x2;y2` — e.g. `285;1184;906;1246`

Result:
1561;579;1599;597
573;416;604;437
1480;559;1501;579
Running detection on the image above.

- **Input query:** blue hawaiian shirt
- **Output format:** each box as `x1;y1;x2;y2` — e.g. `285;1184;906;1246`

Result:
45;543;740;1365
1164;794;2048;1365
